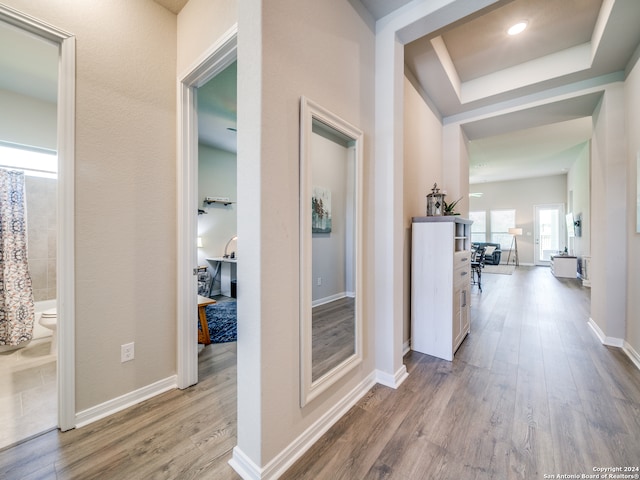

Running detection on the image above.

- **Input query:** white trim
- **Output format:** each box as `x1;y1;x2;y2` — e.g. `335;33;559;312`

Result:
311;292;348;308
229;372;377;480
375;364;409;389
177;26;238;389
403;340;411;356
587;318;624;347
623;341;640;372
0;4;76;433
75;376;177;428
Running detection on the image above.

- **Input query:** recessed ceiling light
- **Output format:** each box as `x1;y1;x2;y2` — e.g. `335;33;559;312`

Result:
507;21;528;36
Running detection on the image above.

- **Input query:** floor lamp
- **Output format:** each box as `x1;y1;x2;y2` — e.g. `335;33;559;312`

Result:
506;227;522;266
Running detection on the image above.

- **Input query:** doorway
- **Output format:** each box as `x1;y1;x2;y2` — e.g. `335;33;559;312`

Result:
0;6;76;444
177;28;237;388
534;204;565;266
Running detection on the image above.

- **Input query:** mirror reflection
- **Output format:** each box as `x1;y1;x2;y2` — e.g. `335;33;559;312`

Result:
300;97;363;406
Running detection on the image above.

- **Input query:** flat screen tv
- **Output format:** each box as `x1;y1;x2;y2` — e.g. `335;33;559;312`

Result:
566;213;575;238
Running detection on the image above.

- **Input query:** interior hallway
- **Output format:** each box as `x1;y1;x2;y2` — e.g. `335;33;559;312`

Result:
1;267;639;479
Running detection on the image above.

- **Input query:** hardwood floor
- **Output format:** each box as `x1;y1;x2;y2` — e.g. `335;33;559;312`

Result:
313;297;355;380
1;267;639;479
283;267;640;479
0;342;240;480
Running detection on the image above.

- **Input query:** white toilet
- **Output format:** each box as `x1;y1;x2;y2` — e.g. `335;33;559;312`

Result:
38;308;57;355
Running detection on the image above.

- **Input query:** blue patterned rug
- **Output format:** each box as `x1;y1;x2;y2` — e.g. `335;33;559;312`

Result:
203;300;237;344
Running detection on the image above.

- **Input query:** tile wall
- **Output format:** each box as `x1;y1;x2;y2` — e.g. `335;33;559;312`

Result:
25;176;57;302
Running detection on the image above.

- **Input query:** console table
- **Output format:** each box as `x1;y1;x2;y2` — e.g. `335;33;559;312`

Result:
550;255;577;278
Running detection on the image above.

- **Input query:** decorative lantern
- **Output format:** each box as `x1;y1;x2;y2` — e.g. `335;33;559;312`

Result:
426;183;446;216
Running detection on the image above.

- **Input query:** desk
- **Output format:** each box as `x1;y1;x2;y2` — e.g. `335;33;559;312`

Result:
206;257;237;297
198;295;216;345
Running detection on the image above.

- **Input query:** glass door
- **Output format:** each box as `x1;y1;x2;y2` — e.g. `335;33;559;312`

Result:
534;204;564;265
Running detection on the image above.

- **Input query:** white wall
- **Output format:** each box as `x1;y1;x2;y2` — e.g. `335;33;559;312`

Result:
469;175;567;265
311;132;349;303
197;144;237;277
403;76;442;346
0;89;56;149
625;54;640;358
591;84;627;342
3;0;178;411
235;0;376;468
566;142;591;259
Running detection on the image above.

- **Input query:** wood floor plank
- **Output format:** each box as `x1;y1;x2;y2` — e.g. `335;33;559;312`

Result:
2;267;640;479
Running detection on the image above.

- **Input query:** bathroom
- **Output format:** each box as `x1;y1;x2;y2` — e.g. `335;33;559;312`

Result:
0;161;59;449
0;19;59;449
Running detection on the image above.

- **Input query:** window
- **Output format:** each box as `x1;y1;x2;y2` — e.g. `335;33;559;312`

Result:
490;209;515;249
0;142;57;179
469;211;486;243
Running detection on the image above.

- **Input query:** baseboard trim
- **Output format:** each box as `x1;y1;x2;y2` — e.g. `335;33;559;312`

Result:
312;292;347;308
375;364;409;389
587;318;624;348
75;376;177;428
623;341;640;372
229;372;377;480
403;340;410;356
588;318;640;372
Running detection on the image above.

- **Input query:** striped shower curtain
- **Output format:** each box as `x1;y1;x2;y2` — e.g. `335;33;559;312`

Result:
0;169;35;346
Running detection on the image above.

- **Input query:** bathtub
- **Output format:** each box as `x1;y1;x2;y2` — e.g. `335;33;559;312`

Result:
0;299;56;352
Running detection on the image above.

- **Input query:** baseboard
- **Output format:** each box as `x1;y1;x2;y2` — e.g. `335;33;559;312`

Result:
587;318;624;348
229;372;377;480
75;375;177;428
623;341;640;372
375;364;409;389
312;292;347;308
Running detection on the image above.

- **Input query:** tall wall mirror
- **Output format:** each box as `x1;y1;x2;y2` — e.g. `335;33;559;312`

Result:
299;97;363;407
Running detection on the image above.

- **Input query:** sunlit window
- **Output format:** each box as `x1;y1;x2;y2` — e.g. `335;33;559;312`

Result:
490;209;515;249
0;142;57;179
469;211;486;243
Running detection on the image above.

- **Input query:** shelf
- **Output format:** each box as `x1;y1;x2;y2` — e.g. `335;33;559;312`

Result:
204;197;235;206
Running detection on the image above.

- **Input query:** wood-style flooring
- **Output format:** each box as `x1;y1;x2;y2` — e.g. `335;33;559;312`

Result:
2;267;639;479
312;297;355;380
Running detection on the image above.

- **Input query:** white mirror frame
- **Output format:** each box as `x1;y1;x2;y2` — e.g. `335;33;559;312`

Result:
299;97;363;407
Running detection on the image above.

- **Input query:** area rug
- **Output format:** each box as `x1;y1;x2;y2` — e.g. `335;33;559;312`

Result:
203;300;237;344
483;264;516;275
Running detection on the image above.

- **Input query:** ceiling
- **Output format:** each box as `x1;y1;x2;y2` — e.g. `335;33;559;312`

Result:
398;0;640;184
3;0;639;181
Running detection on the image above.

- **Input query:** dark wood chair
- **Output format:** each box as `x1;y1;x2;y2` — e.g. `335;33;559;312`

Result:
471;245;486;292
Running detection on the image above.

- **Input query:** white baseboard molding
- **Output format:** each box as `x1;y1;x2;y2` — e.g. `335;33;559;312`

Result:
587;318;624;348
312;292;348;308
403;340;411;356
623;341;640;372
587;318;640;371
375;364;409;389
229;372;377;480
75;375;177;428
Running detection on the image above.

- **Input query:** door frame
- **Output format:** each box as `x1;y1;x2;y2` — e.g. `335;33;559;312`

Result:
0;5;76;431
176;26;237;389
533;203;565;266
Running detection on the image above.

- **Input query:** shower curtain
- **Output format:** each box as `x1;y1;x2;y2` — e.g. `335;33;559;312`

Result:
0;169;35;346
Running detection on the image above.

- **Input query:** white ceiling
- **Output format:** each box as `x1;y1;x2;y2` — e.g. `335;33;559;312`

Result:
3;0;640;181
398;0;640;183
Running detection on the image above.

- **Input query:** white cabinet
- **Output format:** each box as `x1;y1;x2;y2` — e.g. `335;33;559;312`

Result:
411;217;472;361
550;255;577;278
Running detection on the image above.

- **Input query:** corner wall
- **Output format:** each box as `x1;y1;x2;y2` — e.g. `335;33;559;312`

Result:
625;54;640;360
403;76;442;347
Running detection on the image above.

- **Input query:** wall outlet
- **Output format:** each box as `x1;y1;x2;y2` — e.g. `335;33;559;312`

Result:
317;277;322;286
121;342;135;363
